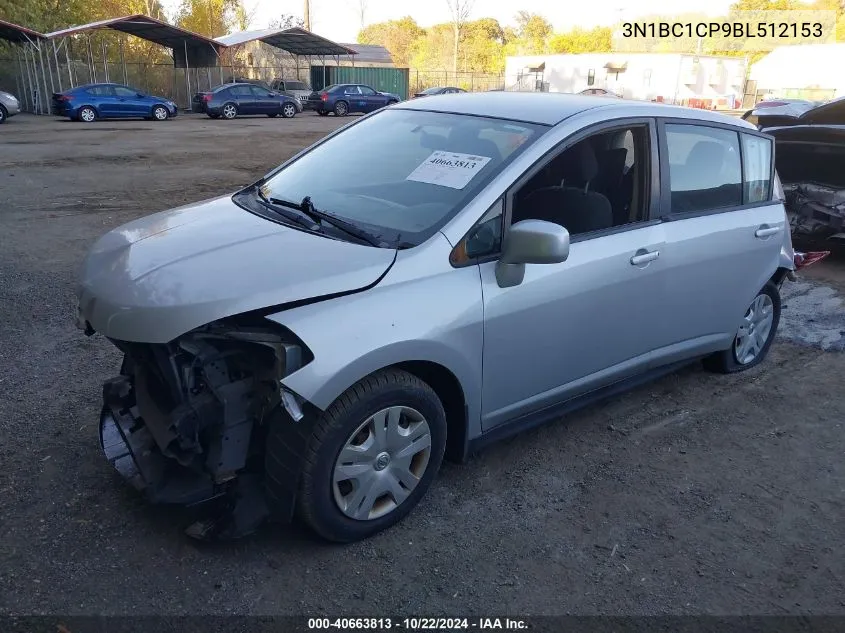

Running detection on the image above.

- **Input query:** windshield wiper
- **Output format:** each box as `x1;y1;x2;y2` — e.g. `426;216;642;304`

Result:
254;188;320;231
270;195;388;248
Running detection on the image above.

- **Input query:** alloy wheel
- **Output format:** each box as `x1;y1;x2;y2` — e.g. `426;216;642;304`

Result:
153;106;168;120
80;107;95;122
223;104;237;119
283;103;296;118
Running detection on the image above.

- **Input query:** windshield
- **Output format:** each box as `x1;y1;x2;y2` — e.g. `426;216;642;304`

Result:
259;109;546;245
421;87;441;94
286;81;309;91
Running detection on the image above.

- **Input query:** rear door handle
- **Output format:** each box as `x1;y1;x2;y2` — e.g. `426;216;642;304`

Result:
755;226;781;238
630;250;660;266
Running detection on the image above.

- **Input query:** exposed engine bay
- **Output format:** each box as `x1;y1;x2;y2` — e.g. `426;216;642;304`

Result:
99;318;312;540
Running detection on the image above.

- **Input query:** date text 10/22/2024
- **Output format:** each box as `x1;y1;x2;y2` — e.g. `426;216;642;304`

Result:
307;618;528;630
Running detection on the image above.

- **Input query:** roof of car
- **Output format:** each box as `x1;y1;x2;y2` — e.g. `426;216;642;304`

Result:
395;91;757;128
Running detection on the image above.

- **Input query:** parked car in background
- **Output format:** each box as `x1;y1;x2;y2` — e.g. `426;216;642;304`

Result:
52;83;178;122
578;88;620;97
0;89;21;123
413;86;466;98
305;83;400;116
756;97;845;243
202;83;300;120
224;77;271;90
77;92;799;544
270;78;313;108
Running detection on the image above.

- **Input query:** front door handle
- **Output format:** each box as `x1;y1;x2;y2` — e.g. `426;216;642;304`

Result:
630;250;660;266
755;226;781;238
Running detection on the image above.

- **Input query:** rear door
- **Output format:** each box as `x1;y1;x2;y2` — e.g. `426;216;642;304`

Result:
230;85;257;114
249;86;275;114
341;85;366;112
655;120;784;358
89;86;118;116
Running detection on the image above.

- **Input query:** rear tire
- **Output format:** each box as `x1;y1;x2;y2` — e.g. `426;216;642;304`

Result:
0;104;6;124
78;106;97;123
334;100;348;116
221;102;238;120
704;282;781;374
277;369;447;543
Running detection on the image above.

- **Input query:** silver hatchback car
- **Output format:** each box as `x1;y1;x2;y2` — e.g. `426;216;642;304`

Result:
77;92;796;542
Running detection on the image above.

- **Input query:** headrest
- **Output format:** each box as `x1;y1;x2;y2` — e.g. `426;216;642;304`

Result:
561;140;599;185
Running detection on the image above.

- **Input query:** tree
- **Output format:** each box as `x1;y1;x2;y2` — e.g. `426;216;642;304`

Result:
445;0;474;74
358;16;425;67
174;0;243;38
270;14;305;29
548;26;612;54
512;11;552;54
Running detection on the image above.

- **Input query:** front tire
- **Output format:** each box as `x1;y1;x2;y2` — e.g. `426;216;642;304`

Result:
283;369;447;542
334;100;348;116
152;104;169;121
0;104;7;124
282;102;297;118
704;282;781;374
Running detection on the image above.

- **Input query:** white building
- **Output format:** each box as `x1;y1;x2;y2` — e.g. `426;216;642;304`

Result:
750;44;845;101
504;53;747;107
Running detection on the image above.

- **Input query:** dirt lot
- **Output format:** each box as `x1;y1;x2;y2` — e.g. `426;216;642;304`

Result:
1;112;844;617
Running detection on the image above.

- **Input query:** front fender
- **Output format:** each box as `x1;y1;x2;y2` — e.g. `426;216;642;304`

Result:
267;234;485;441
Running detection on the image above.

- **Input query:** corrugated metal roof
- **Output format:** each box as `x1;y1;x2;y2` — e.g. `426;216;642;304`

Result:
45;14;221;50
215;27;357;56
0;18;46;43
338;43;393;64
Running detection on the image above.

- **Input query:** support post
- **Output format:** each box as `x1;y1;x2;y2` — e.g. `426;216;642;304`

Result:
16;47;30;111
87;35;96;83
184;41;191;110
44;42;57;98
24;46;37;113
102;39;109;82
64;39;75;87
120;36;128;85
52;41;64;92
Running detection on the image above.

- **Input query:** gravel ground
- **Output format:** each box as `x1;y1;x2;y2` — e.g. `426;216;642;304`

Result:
1;113;845;617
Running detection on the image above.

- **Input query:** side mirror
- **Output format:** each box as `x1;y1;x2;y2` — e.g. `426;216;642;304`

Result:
495;219;570;288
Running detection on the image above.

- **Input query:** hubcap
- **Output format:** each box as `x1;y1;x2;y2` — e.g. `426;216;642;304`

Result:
332;406;432;521
154;107;166;119
284;104;295;116
82;109;94;121
224;105;235;118
734;293;775;365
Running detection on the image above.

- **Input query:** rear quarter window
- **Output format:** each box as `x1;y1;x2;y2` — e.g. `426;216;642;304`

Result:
741;133;773;203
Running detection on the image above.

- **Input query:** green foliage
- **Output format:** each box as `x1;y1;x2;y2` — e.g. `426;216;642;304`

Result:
174;0;242;39
358;16;426;67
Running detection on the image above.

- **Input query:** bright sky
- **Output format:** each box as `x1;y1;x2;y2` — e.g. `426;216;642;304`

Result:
163;0;736;43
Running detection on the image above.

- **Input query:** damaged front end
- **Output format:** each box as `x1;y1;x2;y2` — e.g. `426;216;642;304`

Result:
98;319;312;540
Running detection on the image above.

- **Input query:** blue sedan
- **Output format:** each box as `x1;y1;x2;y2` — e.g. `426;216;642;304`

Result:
52;83;178;122
201;82;301;119
305;83;400;116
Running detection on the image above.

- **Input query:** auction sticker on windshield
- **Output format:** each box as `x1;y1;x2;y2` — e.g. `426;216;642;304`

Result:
406;151;492;189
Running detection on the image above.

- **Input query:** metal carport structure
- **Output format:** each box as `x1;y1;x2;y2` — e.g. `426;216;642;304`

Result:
213;27;357;88
0;19;49;114
45;15;225;109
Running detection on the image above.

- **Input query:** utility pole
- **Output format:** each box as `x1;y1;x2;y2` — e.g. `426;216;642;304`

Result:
304;0;311;31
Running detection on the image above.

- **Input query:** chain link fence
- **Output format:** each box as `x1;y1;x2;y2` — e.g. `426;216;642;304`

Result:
409;70;505;94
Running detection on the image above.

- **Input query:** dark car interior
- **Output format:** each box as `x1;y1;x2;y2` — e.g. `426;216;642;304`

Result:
511;127;647;235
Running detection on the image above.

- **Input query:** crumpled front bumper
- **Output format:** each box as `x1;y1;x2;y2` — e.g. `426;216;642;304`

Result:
100;375;221;506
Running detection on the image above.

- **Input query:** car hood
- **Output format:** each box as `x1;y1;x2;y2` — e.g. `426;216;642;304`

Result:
379;91;401;100
753;97;845;126
77;195;397;344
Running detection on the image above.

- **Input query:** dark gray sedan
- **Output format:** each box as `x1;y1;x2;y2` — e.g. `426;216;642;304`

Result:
201;82;300;120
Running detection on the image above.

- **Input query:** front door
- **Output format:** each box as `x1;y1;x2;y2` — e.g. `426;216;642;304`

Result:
656;121;786;357
250;86;278;114
478;120;671;431
358;85;383;111
112;85;148;117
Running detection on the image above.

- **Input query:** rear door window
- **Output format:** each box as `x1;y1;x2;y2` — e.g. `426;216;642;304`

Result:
741;133;773;203
86;86;114;96
229;85;253;97
665;124;742;213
